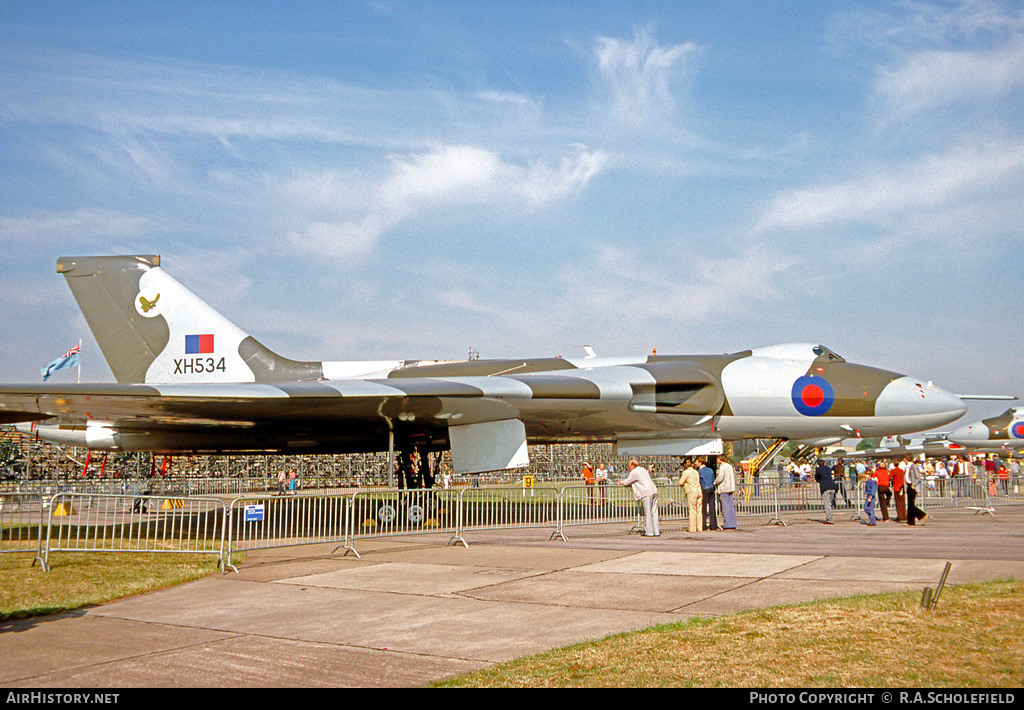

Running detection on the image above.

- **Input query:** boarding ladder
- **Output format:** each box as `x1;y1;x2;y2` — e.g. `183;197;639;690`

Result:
744;438;788;493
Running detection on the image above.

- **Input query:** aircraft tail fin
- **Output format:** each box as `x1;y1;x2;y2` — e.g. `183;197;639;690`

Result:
57;255;322;384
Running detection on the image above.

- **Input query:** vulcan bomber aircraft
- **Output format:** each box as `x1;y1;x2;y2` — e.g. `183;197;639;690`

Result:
847;410;1024;459
844;433;972;459
949;407;1024;453
0;255;970;476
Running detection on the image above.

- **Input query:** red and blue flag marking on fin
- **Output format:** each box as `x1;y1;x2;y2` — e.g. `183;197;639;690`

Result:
185;334;215;354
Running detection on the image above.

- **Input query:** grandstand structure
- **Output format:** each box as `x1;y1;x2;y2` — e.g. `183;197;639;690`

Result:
1;425;766;492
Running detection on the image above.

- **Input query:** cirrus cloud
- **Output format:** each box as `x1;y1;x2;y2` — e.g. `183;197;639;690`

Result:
592;27;700;129
287;144;607;262
873;36;1024;121
753;141;1024;235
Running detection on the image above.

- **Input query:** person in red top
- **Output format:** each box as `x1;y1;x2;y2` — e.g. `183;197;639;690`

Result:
874;462;892;522
581;462;595;504
890;462;907;522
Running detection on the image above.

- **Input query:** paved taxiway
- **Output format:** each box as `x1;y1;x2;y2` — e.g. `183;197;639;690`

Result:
2;505;1022;687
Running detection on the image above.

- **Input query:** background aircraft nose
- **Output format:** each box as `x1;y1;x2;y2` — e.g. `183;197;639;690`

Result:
948;422;989;445
875;376;967;426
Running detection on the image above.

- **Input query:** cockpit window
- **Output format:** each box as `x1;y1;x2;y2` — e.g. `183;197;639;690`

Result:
813;345;846;363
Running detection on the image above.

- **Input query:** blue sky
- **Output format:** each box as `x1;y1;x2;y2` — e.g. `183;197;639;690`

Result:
1;1;1022;429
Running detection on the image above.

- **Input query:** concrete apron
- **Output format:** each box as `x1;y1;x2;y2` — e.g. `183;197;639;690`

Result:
1;505;1021;687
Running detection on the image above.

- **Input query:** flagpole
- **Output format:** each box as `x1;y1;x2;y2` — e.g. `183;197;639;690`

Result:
77;339;82;384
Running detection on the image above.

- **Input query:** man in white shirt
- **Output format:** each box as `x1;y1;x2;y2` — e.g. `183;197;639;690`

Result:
714;456;738;530
618;459;660;537
904;455;928;525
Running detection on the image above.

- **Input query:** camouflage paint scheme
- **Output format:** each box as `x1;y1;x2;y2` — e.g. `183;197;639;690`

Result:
0;256;969;473
846;433;975;459
949;408;1024;453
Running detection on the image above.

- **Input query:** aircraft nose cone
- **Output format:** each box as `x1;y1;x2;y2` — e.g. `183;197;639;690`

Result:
876;376;967;429
949;422;990;445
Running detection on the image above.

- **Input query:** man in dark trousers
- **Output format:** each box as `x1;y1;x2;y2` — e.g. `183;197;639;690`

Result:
904;455;928;525
698;458;718;531
874;461;892;522
832;457;851;508
815;458;838;524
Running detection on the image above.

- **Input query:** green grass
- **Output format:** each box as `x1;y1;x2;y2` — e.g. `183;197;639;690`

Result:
3;550;1019;688
436;580;1024;688
0;551;233;622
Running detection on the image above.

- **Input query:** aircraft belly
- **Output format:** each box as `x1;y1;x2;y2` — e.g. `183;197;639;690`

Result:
721;357;811;417
114;428;393;454
519;401;714;442
715;416;829;439
717;411;963;439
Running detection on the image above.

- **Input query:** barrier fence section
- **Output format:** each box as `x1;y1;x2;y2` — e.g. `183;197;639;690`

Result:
734;481;784;523
1;492;46;567
947;480;998;514
957;475;1024;505
345;488;461;557
557;484;694;535
455;486;563;545
43;493;228;572
227;493;352;564
14;476;1023;573
768;476;1024;522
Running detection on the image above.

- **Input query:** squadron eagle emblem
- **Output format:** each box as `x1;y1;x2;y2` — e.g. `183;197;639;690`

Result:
134;289;163;318
138;293;160;312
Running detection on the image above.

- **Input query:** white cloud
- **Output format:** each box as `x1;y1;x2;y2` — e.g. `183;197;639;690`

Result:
384;145;502;207
873;36;1024;120
287;219;385;263
754;141;1024;234
286;144;607;262
592;28;699;129
0;208;162;251
475;90;540;110
828;1;1024;53
512;148;608;203
556;243;793;327
435;288;500;316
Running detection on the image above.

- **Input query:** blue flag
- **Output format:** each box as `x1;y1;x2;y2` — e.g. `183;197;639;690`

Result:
41;344;81;381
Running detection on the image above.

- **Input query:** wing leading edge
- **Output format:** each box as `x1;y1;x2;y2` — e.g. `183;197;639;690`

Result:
0;363;728;471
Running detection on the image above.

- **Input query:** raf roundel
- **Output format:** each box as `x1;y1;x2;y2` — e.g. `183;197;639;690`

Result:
1011;422;1024;439
791;374;835;416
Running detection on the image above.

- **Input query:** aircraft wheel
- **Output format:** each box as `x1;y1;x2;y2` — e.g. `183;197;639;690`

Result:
407;504;424;524
377;504;396;524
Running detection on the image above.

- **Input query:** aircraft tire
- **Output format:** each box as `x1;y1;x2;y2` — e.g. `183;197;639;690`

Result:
377;504;396;524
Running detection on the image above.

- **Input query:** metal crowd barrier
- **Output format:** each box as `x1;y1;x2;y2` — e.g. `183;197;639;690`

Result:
1;492;46;567
557;483;717;535
949;481;995;515
1;478;255;498
557;483;645;536
456;486;563;544
42;493;228;572
12;476;1022;573
227;493;352;561
343;488;461;557
768;476;1024;523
